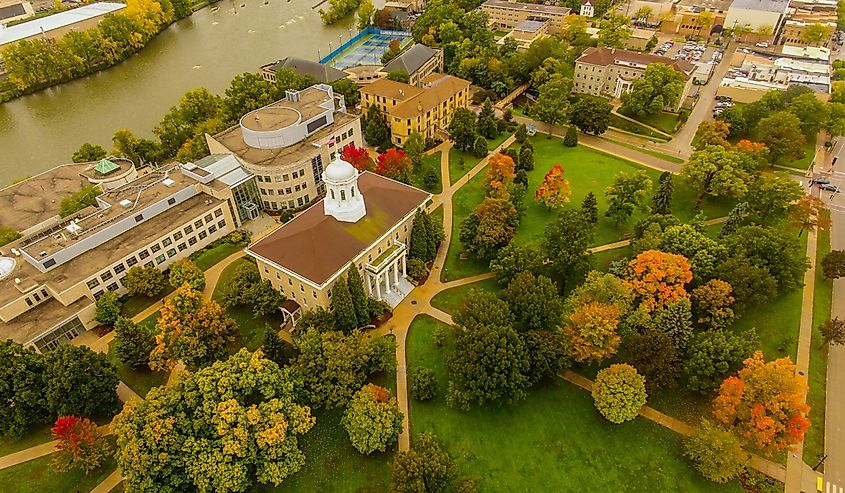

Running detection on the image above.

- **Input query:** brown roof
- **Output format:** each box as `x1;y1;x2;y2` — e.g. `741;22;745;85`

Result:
392;74;470;119
247;172;430;286
3;297;92;345
0;163;91;233
360;77;424;102
577;47;696;78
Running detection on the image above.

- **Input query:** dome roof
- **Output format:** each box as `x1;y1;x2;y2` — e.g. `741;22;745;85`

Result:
0;256;15;281
324;158;357;182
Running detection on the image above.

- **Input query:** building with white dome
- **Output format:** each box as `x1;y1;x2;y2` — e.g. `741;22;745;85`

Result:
246;159;431;326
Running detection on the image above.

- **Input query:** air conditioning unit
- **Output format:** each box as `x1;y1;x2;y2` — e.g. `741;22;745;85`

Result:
65;223;83;235
120;199;133;207
10;248;20;256
163;178;176;187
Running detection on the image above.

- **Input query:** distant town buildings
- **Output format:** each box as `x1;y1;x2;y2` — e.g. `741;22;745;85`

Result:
580;0;594;17
480;0;571;35
720;47;831;99
0;2;125;49
207;84;363;213
724;0;790;41
573;47;696;110
360;73;471;146
777;0;838;47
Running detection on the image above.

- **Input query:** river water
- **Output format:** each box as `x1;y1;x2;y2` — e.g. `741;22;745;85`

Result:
0;0;380;182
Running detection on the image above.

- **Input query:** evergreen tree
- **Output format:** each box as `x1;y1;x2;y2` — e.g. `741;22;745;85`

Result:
652;171;674;215
719;202;749;238
519;142;534;171
515;168;528;187
515;123;528;143
472;135;488;158
409;211;432;262
331;277;358;333
114;317;155;369
563;125;578;147
346;266;370;327
363;105;390;148
581;192;599;224
422;211;440;260
655;298;694;353
262;326;290;366
476;98;498;139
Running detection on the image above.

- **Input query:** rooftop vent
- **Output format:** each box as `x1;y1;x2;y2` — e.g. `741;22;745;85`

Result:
119;199;133;208
162;178;176;187
10;248;20;256
65;223;83;236
285;89;300;102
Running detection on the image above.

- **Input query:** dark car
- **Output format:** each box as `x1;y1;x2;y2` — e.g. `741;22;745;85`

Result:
810;178;831;186
820;183;840;192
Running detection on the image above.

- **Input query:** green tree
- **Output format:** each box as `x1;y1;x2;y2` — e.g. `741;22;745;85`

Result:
581;191;599;223
154;87;223;156
247;280;285;318
409;210;434;262
489;243;543;285
684;419;749;483
563;125;578;147
723;225;809;293
346;266;370;328
476;98;498;139
453;289;514;331
168;258;205;291
45;344;119;418
619;329;679;391
410;367;437;401
683;329;757;394
502;272;563;331
262;327;291;366
122;266;166;298
592;364;647;424
331;78;360;106
542;209;595;289
654;298;694;352
570;95;612;135
682;145;752;207
518;142;534;171
274;67;317;94
404;131;425;168
691;279;736;329
356;0;375;29
744;172;804;222
715;256;778;312
515;123;528;143
0;341;49;438
114;317;155;369
523;329;571;384
447;108;477;152
220;262;261;307
788;93;830;136
363;104;391;148
597;14;632;48
719;202;749;238
95;291;121;326
529;74;572;135
391;432;457;493
819;317;845;346
472;135;488;158
222;72;276;123
755;112;806;164
459;197;519;259
821;250;845;279
114;349;315;492
605;170;653;227
72;143;107;163
386;69;410;83
658;224;727;280
446;324;530;411
59;185;100;217
330;276;358;333
0;227;21;247
291;328;395;408
342;384;403;454
621;63;686;115
651;172;674;215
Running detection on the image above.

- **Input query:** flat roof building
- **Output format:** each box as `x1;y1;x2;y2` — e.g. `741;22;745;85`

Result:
0;2;125;48
480;0;571;35
0;0;34;24
724;0;790;41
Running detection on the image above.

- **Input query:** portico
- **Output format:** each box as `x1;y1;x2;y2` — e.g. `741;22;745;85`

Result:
364;240;413;307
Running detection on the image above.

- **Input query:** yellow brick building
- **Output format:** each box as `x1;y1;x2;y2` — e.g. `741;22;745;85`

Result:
360;73;471;146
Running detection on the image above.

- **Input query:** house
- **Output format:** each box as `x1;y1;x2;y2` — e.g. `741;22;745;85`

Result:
359;73;471;146
378;44;444;87
206;84;364;213
246;158;431;325
480;0;571;35
580;0;594;17
573;47;696;110
258;56;348;84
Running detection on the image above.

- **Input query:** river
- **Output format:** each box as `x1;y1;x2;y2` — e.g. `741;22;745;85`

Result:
0;0;382;183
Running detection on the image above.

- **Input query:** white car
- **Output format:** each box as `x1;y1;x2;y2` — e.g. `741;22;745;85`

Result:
755;42;769;48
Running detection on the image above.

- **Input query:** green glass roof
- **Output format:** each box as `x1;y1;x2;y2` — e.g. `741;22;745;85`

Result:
94;159;119;175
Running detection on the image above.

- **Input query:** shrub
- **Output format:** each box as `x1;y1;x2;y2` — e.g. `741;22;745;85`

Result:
94;291;121;326
342;384;403;454
168;259;205;291
683;419;748;483
409;367;437;401
59;185;100;218
592;364;647;424
122;266;166;298
563;125;578;147
423;167;439;190
407;258;427;280
0;227;21;247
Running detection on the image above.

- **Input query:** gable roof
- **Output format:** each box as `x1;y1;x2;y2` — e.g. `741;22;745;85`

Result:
360;77;424;102
382;44;440;75
247;172;430;286
269;56;347;83
576;47;695;78
392;74;471;118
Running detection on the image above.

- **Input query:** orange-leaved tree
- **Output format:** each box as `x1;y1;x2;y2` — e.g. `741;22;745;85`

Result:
562;301;621;364
341;144;374;171
375;148;413;183
149;284;239;371
623;249;693;314
789;195;830;237
713;351;810;454
485;153;516;199
534;165;571;210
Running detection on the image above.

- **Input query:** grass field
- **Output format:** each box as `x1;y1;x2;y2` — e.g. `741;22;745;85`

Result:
405;315;742;492
411;151;443;194
609;114;671;141
441;136;733;281
430;278;499;315
804;218;832;465
191;241;243;271
0;424;53;457
0;438;118;493
782;140;817;171
604;138;686;164
448;132;511;185
618;109;679;135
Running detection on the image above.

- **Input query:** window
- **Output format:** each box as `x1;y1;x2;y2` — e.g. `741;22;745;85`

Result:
257;175;264;182
340;190;346;200
173;231;183;240
289;279;293;286
151;244;161;253
139;249;150;260
33;292;41;302
209;225;217;234
264;266;269;273
218;220;226;229
276;272;280;279
101;271;113;282
41;289;49;299
267;189;274;195
300;285;305;292
297;197;304;206
260;188;267;194
126;257;138;267
286;187;292;194
195;220;204;229
94;290;104;300
167;248;177;258
188;236;197;246
107;282;119;291
264;175;271;183
288;200;295;208
25;298;33;306
43;259;56;268
283;174;289;181
162;238;172;247
155;254;166;264
134;214;144;222
144;261;154;269
199;231;208;240
312;290;317;299
184;225;193;234
87;278;100;289
204;214;213;223
304;194;309;202
330;190;335;199
167;197;176;205
275;175;282;182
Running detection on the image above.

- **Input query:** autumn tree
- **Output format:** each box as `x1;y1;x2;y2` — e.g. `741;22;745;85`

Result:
485;153;516;198
502;272;563;331
534;165;571;210
114;317;155;369
619;329;679;391
342;384;403;454
375;148;414;183
694;120;730;150
341;144;374;171
459;198;519;259
623;250;693;314
50;416;110;474
605;170;653;227
592;364;647;424
114;349;315;492
819;317;845;346
651;171;674;215
122;266;166;298
683;419;748;484
446;324;530;411
489;243;543;285
565;271;635;318
149;284;239;371
563;301;622;363
168;258;205;291
713;351;810;453
391;433;458;493
691;279;735;329
821;250;845;279
789;195;830;237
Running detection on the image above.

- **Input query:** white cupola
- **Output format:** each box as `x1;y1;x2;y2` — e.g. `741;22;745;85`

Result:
322;157;366;222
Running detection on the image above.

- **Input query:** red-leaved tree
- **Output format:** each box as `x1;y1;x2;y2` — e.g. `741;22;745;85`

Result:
375;148;413;183
713;351;810;454
341;144;374;171
534;165;571;210
51;416;110;474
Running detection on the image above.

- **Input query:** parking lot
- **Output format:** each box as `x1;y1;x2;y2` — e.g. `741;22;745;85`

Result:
653;40;724;65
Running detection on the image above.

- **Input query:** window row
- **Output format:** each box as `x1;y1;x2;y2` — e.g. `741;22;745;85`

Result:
263;194;310;210
23;288;51;307
259;182;309;196
256;169;307;183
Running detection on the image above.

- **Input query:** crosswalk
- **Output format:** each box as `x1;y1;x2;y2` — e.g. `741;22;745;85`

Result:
827;481;844;493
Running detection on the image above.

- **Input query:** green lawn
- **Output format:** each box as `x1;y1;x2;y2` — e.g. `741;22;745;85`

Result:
211;258;282;352
405;315;742;492
609;114;671;141
618;109;679;135
0;423;53;456
804;219;832;465
448;132;511;185
603;138;686;164
430;278;500;315
120;285;175;319
191;241;244;271
411;151;443;194
782;140;816;171
442;136;733;281
106;341;167;398
0;438;118;493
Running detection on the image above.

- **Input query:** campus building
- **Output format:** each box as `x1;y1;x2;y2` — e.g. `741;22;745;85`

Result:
246;157;430;327
206;84;363;213
359;73;471;146
258;56;348;84
573;47;696;110
724;0;791;42
378;44;444;87
480;0;571;35
0;157;252;352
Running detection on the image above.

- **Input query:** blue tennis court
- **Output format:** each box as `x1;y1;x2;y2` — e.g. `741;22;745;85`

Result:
324;32;413;69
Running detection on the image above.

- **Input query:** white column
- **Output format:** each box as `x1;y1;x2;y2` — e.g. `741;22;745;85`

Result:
365;274;372;296
393;260;399;284
375;274;381;299
384;270;391;294
401;255;407;277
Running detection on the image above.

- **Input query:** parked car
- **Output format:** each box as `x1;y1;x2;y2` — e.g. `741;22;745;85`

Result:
820;183;840;192
810;178;831;186
755;42;769;48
